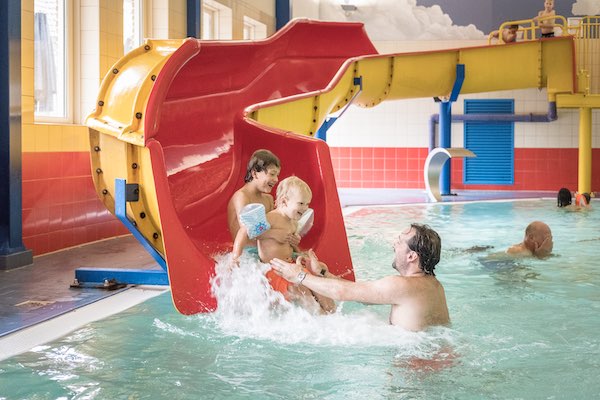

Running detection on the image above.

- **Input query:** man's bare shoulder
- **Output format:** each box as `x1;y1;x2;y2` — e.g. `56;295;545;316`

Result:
368;275;444;307
505;243;532;257
368;275;413;294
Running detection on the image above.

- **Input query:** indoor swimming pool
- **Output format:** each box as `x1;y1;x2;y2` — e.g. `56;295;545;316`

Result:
1;199;599;399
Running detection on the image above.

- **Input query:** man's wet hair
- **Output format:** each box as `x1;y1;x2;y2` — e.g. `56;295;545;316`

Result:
244;149;281;183
557;187;572;207
407;223;441;276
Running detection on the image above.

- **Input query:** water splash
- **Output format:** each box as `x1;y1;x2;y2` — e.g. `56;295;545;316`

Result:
208;252;457;360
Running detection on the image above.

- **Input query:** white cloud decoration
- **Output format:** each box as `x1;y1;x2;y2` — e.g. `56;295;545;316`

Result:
319;0;485;40
571;0;600;16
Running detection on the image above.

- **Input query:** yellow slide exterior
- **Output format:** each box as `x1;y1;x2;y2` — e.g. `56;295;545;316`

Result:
86;39;187;254
250;38;576;136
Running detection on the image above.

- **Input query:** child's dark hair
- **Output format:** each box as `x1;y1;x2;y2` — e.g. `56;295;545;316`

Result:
244;150;281;183
557;187;572;207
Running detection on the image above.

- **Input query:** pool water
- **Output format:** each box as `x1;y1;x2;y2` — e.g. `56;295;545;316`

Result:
1;199;599;399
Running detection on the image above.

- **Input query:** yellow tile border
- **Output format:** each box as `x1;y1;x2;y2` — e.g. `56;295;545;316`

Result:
22;124;89;153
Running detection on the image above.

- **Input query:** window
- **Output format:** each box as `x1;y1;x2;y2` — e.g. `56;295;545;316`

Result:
202;0;232;40
243;21;255;40
34;0;70;121
123;0;143;54
243;16;267;40
202;3;219;39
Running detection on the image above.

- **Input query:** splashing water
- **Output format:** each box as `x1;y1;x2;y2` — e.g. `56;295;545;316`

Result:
208;252;456;357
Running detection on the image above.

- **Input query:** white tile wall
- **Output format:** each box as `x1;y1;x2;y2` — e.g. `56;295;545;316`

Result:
328;83;598;150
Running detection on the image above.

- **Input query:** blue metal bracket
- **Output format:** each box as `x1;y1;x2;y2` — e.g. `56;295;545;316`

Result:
114;179;167;271
316;76;363;141
449;64;465;102
439;64;465;195
73;178;168;287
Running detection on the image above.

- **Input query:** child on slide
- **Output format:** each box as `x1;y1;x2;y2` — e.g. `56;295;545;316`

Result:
227;149;300;247
233;176;335;314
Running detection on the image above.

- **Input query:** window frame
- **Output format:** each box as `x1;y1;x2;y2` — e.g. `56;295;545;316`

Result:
202;0;232;40
123;0;144;54
243;15;267;40
33;0;74;124
202;2;219;39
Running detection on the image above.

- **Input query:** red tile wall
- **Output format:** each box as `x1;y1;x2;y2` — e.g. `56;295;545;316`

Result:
20;147;599;255
330;147;600;191
21;151;128;256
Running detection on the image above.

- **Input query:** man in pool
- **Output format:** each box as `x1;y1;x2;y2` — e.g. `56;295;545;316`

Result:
270;223;450;332
506;221;553;259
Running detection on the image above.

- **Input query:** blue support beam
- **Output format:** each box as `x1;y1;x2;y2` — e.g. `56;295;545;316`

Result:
275;0;291;31
187;0;201;38
0;0;32;270
438;101;452;195
438;64;465;196
75;268;169;286
73;179;168;286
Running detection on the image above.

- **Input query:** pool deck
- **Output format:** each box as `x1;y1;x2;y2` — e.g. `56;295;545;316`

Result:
0;189;554;361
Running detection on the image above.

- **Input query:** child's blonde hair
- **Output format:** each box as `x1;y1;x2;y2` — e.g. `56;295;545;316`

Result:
275;176;312;207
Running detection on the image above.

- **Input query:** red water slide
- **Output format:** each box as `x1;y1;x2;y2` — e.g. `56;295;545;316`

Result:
143;20;379;314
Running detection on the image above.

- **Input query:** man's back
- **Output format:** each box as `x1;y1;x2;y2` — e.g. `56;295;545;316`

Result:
389;276;449;331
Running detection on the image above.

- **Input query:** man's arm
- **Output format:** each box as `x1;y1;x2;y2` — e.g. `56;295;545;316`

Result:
270;258;403;305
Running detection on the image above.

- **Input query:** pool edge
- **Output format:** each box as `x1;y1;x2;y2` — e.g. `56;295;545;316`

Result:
0;286;169;362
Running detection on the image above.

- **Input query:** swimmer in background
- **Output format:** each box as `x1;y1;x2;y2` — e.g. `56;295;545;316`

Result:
557;187;573;208
233;176;335;314
506;221;553;259
575;192;592;208
557;188;592;211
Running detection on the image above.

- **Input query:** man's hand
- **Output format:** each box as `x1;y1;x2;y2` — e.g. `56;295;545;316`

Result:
271;258;302;282
534;236;553;259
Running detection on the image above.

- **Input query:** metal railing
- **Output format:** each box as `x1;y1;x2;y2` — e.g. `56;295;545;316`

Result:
488;15;570;44
574;16;600;94
488;15;600;94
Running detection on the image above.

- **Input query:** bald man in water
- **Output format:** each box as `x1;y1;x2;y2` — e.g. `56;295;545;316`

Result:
271;223;450;332
506;221;553;259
